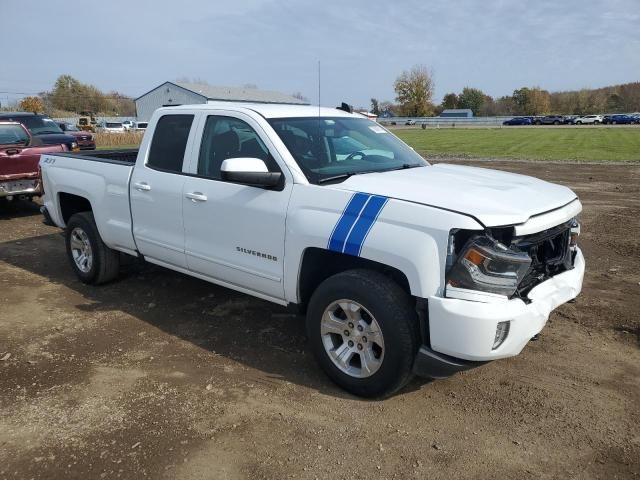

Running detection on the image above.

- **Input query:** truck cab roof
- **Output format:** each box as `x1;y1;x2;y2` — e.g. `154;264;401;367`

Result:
158;103;358;119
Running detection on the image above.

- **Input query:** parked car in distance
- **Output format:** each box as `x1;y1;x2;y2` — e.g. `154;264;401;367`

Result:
97;122;126;133
0;112;78;151
122;120;134;131
131;121;148;131
404;119;416;126
40;103;585;398
56;122;96;150
0;121;67;199
533;115;564;125
631;114;640;124
602;114;634;125
502;117;532;126
573;115;603;125
562;115;578;124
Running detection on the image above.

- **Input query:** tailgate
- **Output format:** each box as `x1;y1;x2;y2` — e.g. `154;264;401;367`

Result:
0;146;41;181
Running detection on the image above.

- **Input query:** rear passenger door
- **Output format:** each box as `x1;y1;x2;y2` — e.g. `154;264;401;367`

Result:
130;114;196;269
182;112;292;301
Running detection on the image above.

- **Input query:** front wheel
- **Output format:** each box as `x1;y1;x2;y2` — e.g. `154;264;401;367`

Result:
65;212;120;284
306;269;419;398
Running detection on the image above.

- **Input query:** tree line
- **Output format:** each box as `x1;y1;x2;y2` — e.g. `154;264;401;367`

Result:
371;64;640;117
8;75;136;116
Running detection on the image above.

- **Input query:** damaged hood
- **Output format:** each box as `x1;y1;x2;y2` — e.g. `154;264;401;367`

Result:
337;163;578;227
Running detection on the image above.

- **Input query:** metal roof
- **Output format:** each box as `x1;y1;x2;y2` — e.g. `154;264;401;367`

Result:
166;82;309;105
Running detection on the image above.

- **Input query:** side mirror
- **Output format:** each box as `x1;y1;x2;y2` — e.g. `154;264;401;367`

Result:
29;136;44;147
220;158;282;188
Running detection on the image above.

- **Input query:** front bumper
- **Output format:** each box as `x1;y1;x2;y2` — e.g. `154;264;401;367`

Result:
426;247;585;362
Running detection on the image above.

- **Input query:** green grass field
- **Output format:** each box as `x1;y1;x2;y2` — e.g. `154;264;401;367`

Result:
393;127;640;162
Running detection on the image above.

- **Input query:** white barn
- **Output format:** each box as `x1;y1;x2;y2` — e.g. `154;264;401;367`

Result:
135;81;308;121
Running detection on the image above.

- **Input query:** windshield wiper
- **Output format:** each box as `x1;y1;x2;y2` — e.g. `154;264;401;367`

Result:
317;172;360;184
383;163;423;172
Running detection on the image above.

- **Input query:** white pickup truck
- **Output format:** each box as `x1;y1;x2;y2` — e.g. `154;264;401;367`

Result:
40;103;585;397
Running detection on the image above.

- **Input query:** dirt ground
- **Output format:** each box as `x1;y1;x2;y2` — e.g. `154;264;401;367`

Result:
1;160;638;480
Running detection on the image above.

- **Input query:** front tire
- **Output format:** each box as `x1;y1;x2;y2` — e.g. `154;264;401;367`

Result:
306;269;419;398
65;212;120;284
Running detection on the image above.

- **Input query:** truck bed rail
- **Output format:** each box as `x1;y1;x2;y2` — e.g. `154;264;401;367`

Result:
52;149;138;165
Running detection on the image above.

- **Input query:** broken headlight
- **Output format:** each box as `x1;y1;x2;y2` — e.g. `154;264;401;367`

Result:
446;236;532;297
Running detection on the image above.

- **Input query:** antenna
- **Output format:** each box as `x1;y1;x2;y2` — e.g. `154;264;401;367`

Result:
318;60;321;116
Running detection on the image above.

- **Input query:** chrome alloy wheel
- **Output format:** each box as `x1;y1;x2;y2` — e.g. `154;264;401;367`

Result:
70;227;93;273
320;299;385;378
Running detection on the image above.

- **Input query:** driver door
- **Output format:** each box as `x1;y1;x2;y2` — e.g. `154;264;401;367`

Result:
182;112;292;301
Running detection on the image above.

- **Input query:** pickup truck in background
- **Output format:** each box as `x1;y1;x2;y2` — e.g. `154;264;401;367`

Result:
0;121;67;199
39;103;585;397
0;112;79;152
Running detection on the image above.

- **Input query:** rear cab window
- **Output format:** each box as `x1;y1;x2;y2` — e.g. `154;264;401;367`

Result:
147;114;194;173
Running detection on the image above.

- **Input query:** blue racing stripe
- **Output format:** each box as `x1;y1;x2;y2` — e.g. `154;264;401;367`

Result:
327;192;370;252
343;195;388;256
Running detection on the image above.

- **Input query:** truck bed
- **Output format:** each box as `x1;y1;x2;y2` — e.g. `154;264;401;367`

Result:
40;149;139;254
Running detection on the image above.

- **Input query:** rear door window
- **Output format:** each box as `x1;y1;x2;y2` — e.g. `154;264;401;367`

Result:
147;114;194;173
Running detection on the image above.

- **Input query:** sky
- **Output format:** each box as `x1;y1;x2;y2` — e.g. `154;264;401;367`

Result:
1;0;639;109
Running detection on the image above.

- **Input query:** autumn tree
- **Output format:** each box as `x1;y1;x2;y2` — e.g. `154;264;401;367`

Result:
441;93;458;109
513;87;550;115
19;96;44;113
370;98;380;115
394;65;434;116
457;87;486;115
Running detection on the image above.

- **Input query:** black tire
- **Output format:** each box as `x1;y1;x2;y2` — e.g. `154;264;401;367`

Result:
535;120;541;125
553;120;560;125
65;211;120;285
306;269;419;398
594;120;600;124
576;121;582;125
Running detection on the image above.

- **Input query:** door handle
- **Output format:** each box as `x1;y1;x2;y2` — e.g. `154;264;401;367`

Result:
6;148;21;155
185;192;207;202
134;182;151;191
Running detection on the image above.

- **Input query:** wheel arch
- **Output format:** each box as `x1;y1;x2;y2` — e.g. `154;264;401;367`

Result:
297;247;412;311
58;191;93;225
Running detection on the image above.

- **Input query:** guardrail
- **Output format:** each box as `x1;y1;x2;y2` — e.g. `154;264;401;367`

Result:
379;116;515;126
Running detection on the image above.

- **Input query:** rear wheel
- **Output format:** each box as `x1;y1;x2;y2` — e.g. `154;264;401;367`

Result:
65;212;120;284
594;120;600;124
554;120;560;125
306;269;419;398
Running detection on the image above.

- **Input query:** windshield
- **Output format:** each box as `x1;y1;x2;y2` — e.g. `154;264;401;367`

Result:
268;117;428;183
60;122;79;131
13;115;63;135
0;124;30;145
106;122;123;128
